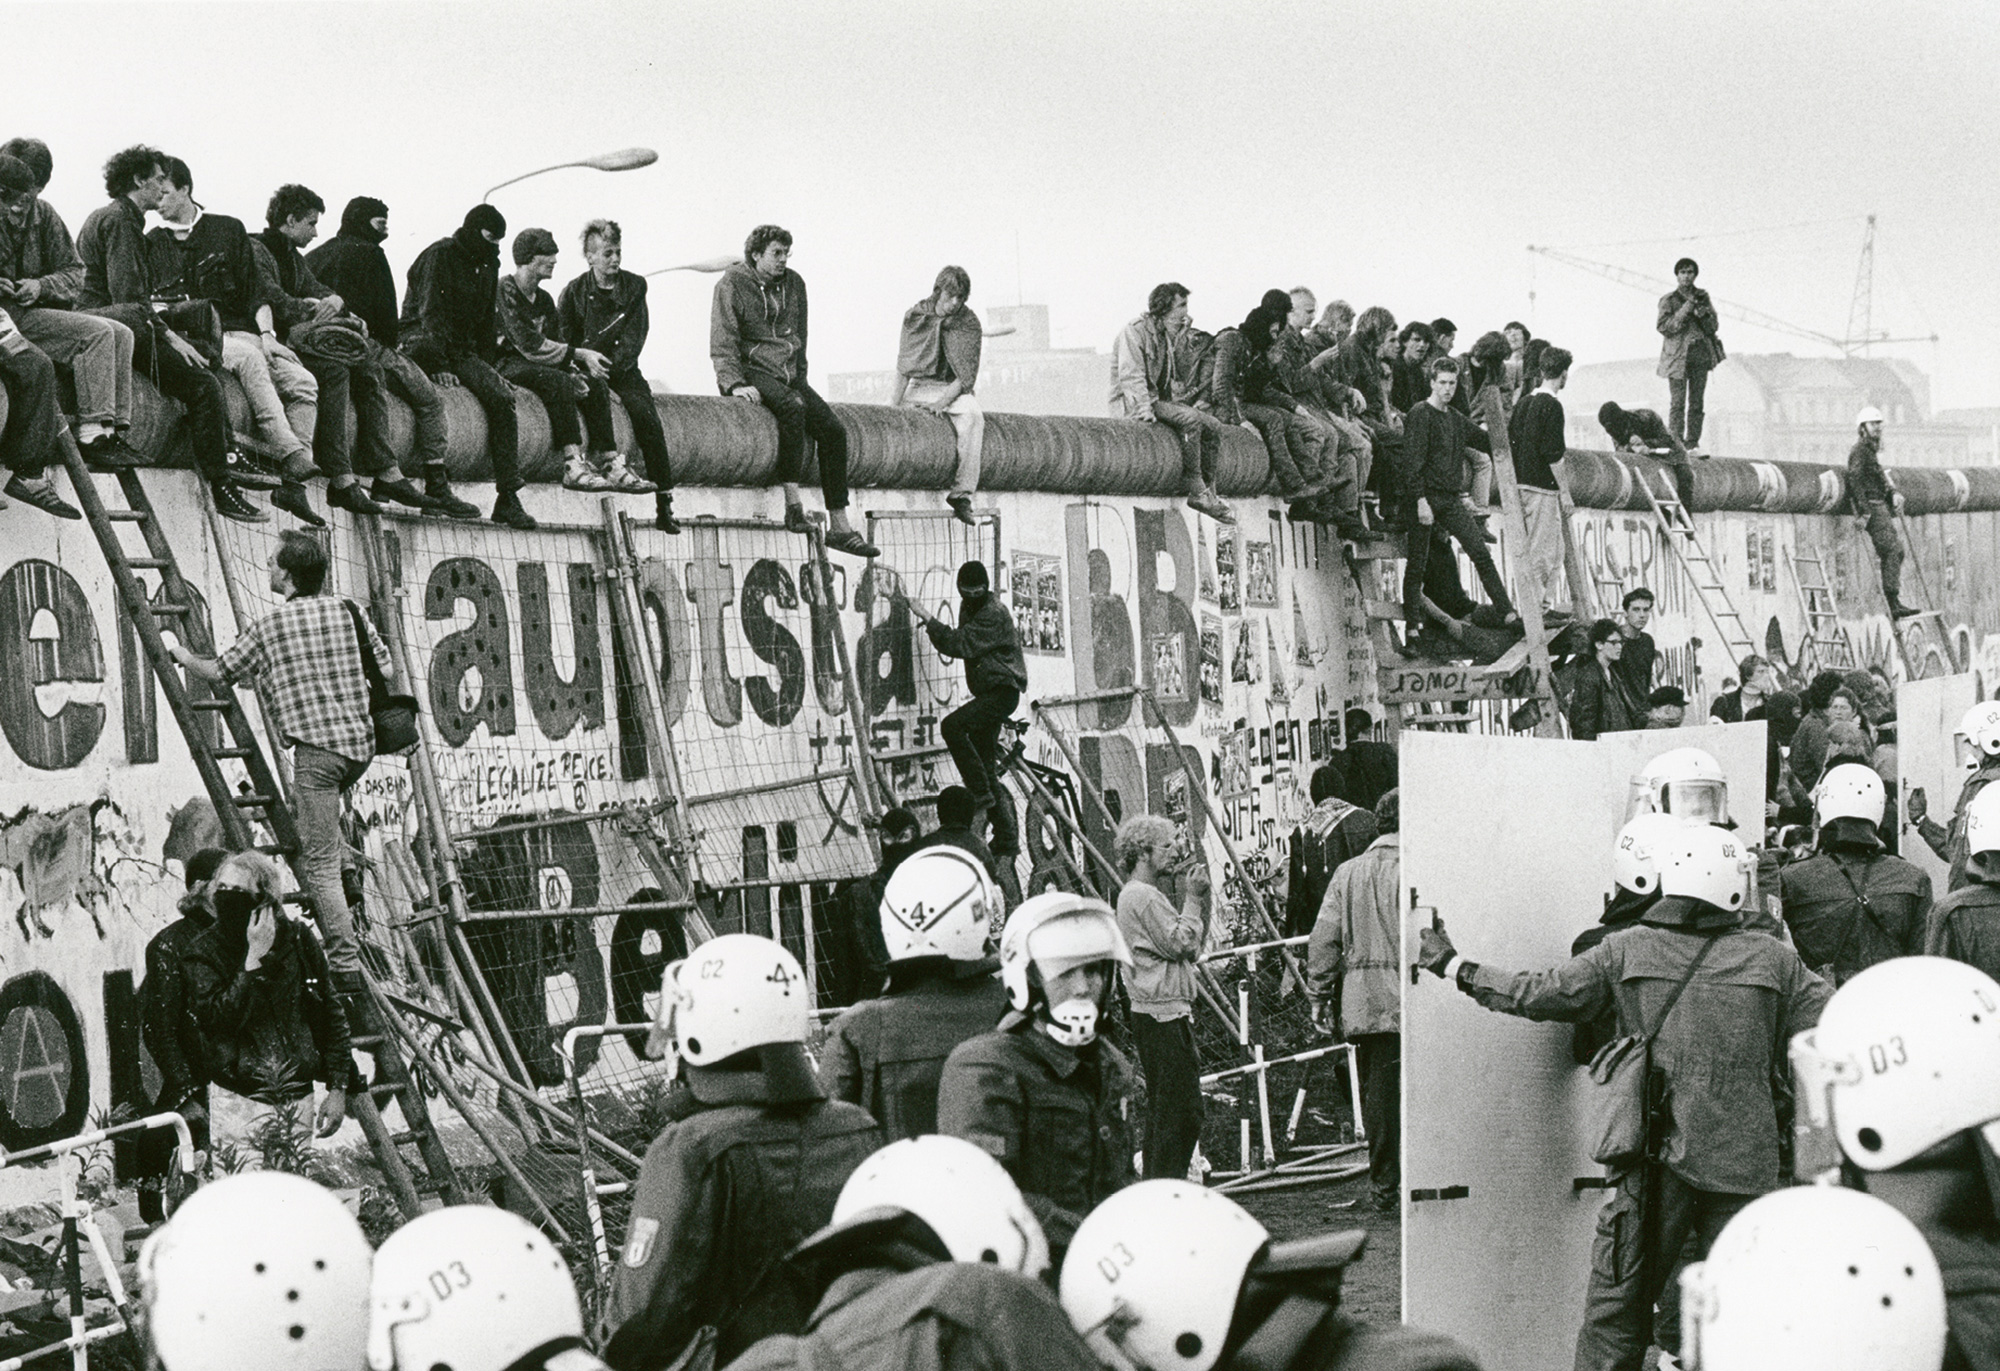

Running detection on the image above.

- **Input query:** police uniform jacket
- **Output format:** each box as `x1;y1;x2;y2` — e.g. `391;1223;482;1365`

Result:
1926;878;2000;985
1778;846;1931;986
599;1071;883;1370
936;1012;1136;1250
730;1260;1099;1371
1457;898;1830;1195
818;965;1009;1142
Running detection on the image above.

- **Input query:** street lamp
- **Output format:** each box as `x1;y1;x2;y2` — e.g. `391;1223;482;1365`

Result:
644;255;740;277
483;147;658;200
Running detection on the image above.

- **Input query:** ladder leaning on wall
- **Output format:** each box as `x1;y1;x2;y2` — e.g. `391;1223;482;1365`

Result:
57;444;466;1222
1783;543;1858;679
1635;465;1758;688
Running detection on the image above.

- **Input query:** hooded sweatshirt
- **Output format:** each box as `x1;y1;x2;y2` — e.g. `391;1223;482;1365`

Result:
400;211;504;362
306;197;398;345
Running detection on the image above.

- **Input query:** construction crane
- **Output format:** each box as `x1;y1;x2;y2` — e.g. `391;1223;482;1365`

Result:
1528;217;1938;357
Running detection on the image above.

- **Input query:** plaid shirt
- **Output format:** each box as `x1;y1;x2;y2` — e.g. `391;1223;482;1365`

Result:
219;594;386;765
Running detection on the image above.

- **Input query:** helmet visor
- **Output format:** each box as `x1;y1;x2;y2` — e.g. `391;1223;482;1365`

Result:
1661;778;1728;825
1027;915;1127;982
1957;734;1986;772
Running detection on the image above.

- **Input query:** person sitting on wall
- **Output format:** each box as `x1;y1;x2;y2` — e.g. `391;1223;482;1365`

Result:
893;265;985;526
0;299;83;517
498;226;654;497
897;560;1028;860
1110;281;1234;525
181;849;351;1137
557;218;680;532
400;203;535;530
711;223;877;557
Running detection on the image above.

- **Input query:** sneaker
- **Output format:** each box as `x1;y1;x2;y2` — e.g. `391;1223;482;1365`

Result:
370;477;440;511
79;434;144;470
425;474;481;521
655;500;682;535
272;481;326;527
562;455;616;492
3;475;82;520
824;528;880;558
946;493;977;526
223;447;283;490
328;482;385;516
210;482;268;524
603;454;658;493
491;492;537;530
1187;487;1236;525
783;504;812;535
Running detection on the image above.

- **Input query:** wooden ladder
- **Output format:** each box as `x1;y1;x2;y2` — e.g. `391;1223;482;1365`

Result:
1635;466;1758;677
59;448;466;1220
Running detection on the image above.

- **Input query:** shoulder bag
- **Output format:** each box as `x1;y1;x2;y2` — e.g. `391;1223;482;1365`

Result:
1584;934;1719;1168
341;600;420;756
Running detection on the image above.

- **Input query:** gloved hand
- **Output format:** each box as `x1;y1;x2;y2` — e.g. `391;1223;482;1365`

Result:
1906;786;1927;824
1416;924;1457;978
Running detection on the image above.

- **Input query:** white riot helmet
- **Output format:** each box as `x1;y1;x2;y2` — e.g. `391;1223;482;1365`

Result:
1655;823;1751;912
1613;813;1691;896
1813;762;1886;828
1679;1187;1944;1371
999;891;1132;1047
368;1206;588;1371
1627;747;1729;826
1061;1181;1271;1371
1967;782;2000;858
646;932;809;1068
879;847;1001;963
1855;405;1885;430
139;1171;372;1371
1954;700;2000;771
832;1136;1049;1278
1789;956;2000;1173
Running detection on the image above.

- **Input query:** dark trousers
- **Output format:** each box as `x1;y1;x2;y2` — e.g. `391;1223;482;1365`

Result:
1863;502;1905;607
90;305;231;482
1573;1165;1751;1371
1130;1012;1203;1181
941;687;1020;851
1404;494;1512;628
1353;1032;1400;1205
354;340;446;472
745;367;849;510
293;348;355;479
405;347;521;493
610;365;675;492
135;1086;211;1221
500;358;617;452
1668;368;1709;446
0;342;61;475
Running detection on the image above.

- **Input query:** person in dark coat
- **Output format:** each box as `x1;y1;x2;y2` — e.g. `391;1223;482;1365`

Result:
1339;708;1398;810
898;561;1029;857
1562;619;1642;740
400;203;534;529
1925;785;2000;982
1656;257;1723;448
1779;764;1931;987
600;934;882;1371
1599;400;1697;511
1286;764;1378;938
136;845;226;1221
913;785;1002;888
308;195;478;519
1847;408;1918;618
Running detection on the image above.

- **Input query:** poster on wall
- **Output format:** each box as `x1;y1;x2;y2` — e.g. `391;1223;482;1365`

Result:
1199;614;1224;706
1218;728;1255;801
1245;541;1277;606
1218;533;1240;613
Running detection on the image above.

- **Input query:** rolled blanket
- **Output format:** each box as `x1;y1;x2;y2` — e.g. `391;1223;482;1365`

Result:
288;316;371;366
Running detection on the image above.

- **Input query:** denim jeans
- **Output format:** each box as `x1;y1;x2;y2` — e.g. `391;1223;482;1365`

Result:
1240;401;1310;490
743;367;850;509
404;346;522;493
608;365;675;492
0;342;62;476
1668;368;1709;446
292;741;369;976
1152;400;1229;492
15;307;133;429
1130;1012;1203;1181
86;305;232;483
355;341;446;473
222;331;315;461
1518;486;1568;610
290;344;359;480
500;358;617;452
902;379;984;494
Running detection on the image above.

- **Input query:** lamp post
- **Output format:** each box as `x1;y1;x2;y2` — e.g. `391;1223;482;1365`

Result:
483;147;658;201
643;255;740;277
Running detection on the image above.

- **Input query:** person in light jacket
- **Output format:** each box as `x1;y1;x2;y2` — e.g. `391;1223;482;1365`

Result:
1656;256;1723;449
1110;281;1234;524
1114;815;1212;1182
894;265;984;525
1307;788;1402;1211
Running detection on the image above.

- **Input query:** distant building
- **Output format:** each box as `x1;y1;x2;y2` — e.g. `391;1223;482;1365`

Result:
1933;407;2000;466
827;304;1111;417
1563;354;1981;468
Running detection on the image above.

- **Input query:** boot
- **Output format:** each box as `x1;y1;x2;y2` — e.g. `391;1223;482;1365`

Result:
655;494;682;535
371;475;441;511
210;481;268;524
491;490;538;530
271;481;326;527
1187;482;1236;525
327;481;385;516
424;467;481;521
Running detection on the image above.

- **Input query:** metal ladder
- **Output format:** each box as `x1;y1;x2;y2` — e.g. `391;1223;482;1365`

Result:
1783;543;1857;677
58;448;466;1221
1635;467;1758;675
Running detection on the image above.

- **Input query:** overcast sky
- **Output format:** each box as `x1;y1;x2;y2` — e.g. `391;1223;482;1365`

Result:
13;1;2000;412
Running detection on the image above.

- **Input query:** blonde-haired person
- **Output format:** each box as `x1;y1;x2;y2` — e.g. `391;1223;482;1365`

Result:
1113;815;1211;1180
